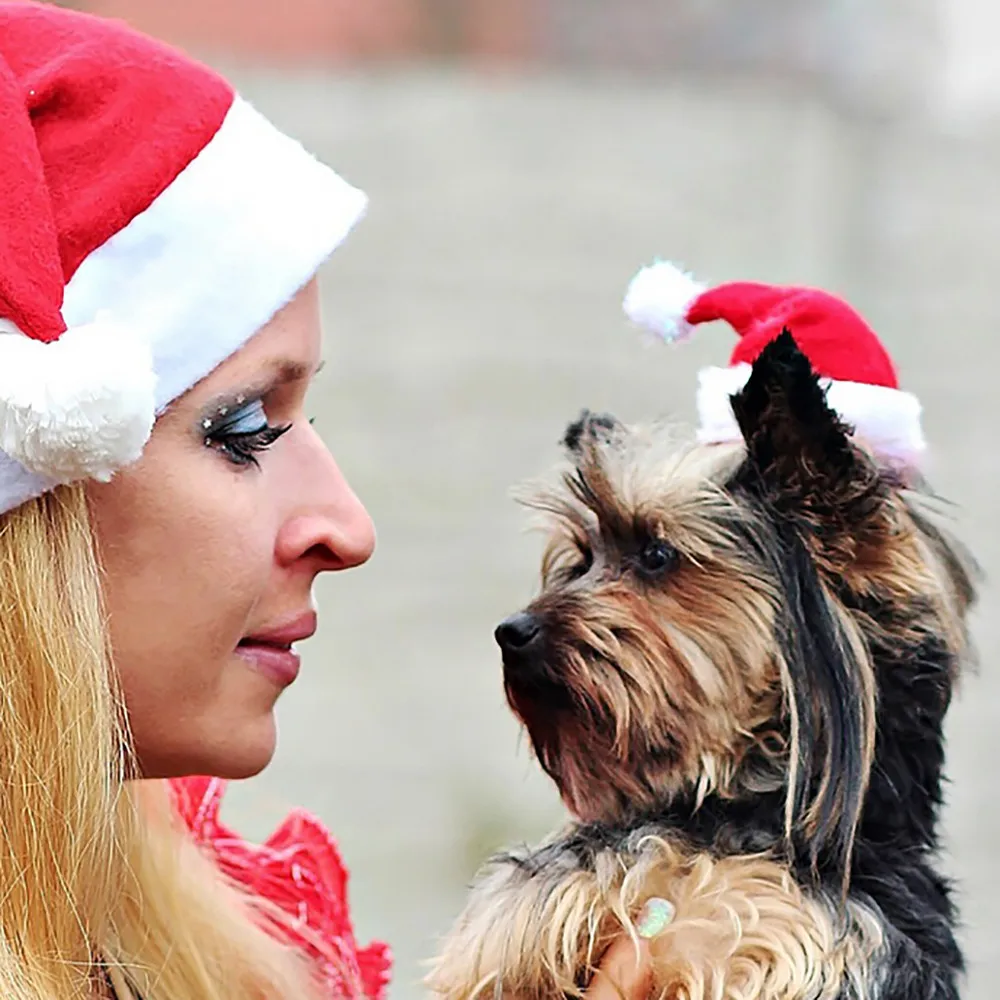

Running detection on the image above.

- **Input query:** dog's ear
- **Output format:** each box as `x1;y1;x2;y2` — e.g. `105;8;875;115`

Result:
729;331;884;525
561;410;624;457
730;330;854;485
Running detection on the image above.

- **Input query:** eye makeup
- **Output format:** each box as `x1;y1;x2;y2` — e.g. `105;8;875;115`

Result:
200;392;250;431
193;358;323;469
199;393;291;469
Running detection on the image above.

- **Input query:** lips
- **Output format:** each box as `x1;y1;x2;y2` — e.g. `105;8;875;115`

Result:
236;610;317;687
241;610;318;648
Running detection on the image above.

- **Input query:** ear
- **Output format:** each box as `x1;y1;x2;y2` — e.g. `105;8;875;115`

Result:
729;331;875;506
561;409;624;457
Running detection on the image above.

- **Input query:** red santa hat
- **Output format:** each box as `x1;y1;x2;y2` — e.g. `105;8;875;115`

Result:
622;260;924;466
0;2;368;513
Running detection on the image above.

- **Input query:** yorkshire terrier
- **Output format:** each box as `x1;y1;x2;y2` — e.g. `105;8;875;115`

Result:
426;332;977;1000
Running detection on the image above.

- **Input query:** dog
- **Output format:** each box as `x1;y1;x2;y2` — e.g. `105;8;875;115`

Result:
426;332;977;1000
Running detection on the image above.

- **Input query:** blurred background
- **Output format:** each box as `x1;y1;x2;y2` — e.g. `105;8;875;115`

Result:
52;1;1000;997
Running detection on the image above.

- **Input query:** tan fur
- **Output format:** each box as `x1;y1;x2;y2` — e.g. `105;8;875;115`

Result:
518;435;791;825
432;409;973;1000
426;835;884;1000
514;427;969;851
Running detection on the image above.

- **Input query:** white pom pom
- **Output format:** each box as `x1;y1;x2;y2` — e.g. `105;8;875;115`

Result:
0;316;156;483
622;260;706;343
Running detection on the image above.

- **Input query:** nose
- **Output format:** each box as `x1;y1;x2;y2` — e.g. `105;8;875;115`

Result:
277;492;375;572
275;429;377;573
495;611;543;655
315;486;376;570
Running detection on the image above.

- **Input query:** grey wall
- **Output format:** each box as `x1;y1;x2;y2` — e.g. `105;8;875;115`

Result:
218;61;1000;1000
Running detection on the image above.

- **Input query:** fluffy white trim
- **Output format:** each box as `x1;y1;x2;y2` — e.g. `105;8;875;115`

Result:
64;96;368;412
0;95;367;513
0;317;155;482
695;364;926;464
623;260;705;342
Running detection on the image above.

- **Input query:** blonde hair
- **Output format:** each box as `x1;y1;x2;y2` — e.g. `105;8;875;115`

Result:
0;484;328;999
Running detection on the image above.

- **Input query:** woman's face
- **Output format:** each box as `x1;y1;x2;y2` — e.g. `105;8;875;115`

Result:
87;279;375;780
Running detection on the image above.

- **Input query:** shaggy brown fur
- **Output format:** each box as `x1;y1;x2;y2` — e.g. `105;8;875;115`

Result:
426;332;976;1000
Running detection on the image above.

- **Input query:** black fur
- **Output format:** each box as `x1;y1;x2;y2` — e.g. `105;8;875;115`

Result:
496;521;964;995
500;552;964;995
497;334;973;999
562;410;621;455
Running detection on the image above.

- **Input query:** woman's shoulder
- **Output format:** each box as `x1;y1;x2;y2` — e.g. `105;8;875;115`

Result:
169;776;392;1000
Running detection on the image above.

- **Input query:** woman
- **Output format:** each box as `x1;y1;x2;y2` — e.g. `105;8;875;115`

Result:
0;3;665;998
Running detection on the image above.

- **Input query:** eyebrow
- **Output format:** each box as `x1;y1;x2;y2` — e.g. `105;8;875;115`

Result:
266;358;325;389
235;357;325;396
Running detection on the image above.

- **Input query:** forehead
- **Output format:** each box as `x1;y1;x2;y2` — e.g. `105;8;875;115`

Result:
607;432;744;507
541;429;748;551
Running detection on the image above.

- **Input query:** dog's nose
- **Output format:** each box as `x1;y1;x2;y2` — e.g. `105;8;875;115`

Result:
495;612;543;654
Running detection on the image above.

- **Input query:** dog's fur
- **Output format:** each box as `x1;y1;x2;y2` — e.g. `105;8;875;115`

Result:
426;332;978;1000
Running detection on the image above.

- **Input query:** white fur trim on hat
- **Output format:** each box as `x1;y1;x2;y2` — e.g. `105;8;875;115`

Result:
0;316;155;483
696;364;926;464
63;96;367;412
0;96;367;513
623;260;705;342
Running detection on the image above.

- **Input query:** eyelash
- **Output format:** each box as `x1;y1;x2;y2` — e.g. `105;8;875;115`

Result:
210;423;292;468
204;406;292;469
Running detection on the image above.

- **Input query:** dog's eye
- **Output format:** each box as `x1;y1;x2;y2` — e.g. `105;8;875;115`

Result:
566;546;593;581
636;539;679;577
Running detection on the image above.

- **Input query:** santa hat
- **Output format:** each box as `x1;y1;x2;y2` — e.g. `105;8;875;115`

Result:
622;261;924;466
0;2;368;514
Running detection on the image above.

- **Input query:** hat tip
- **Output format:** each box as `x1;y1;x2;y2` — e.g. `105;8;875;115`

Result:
623;260;706;343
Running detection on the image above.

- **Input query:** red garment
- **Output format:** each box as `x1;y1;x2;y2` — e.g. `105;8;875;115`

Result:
169;775;391;1000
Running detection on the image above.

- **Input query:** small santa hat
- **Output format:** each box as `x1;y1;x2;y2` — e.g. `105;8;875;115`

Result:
0;2;368;514
622;260;924;466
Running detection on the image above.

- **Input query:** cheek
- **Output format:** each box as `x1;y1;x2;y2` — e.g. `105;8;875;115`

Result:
90;463;277;703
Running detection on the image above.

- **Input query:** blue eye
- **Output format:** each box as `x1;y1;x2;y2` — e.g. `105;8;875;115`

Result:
203;399;291;468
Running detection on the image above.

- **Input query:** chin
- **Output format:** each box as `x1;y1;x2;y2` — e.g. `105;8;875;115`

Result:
210;718;278;779
137;715;278;780
209;751;274;781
